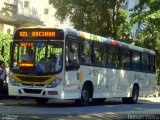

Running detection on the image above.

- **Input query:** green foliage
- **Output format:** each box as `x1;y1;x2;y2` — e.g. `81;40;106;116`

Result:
131;0;160;55
116;9;134;43
0;32;12;67
131;0;160;84
49;0;133;41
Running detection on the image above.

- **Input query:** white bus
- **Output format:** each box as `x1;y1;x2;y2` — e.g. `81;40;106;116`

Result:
8;26;156;106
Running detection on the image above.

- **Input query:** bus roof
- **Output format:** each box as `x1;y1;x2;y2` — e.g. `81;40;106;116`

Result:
14;26;156;55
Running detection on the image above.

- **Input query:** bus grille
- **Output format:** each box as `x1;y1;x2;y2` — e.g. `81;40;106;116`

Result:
23;89;42;94
22;84;45;86
16;76;50;83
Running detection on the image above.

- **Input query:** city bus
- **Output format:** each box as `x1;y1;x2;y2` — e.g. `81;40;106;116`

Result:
8;26;156;106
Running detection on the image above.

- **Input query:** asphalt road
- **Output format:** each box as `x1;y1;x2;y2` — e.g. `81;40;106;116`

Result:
0;97;160;120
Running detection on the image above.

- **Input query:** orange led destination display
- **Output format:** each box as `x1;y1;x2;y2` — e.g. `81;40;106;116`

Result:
32;31;55;37
19;31;56;37
14;28;64;40
20;42;34;46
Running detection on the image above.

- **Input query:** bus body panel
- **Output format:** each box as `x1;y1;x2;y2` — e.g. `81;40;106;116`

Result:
136;72;156;97
78;66;132;98
9;67;155;99
64;70;81;94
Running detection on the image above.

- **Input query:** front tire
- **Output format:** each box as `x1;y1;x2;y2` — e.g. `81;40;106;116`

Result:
35;98;49;105
122;85;139;104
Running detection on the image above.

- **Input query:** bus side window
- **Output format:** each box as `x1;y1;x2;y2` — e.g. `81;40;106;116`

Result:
141;53;149;72
132;52;141;70
149;55;155;72
106;46;119;68
120;49;131;69
81;41;92;65
66;38;80;70
93;42;106;66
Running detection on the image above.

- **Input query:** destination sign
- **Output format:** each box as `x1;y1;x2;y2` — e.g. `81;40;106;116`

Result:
19;31;56;37
20;42;34;46
14;28;64;40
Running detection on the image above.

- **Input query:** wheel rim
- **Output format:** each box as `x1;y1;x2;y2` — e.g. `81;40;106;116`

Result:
81;89;88;104
133;87;138;102
133;92;137;101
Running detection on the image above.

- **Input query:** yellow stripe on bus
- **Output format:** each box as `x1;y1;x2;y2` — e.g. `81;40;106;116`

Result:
12;74;57;85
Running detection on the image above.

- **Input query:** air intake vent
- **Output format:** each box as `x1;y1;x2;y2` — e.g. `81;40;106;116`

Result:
23;89;42;94
17;76;50;82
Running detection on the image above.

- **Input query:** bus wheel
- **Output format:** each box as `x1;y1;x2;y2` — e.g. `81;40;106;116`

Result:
75;85;90;106
35;98;49;105
92;98;106;104
122;85;139;104
131;85;139;103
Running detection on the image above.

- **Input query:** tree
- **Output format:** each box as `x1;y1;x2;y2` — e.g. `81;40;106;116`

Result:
131;0;160;84
49;0;133;42
0;32;12;67
131;0;160;49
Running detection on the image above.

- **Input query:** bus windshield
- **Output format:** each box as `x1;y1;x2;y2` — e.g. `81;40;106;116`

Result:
11;41;63;75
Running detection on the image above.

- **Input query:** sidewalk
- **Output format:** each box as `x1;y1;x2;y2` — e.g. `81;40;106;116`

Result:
138;88;160;103
139;96;160;103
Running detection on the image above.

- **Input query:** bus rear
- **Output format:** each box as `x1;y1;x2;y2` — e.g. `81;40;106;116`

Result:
9;27;65;104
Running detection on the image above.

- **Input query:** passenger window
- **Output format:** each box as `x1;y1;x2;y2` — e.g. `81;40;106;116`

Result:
81;41;92;64
65;36;80;70
149;55;155;72
132;52;141;70
121;49;131;69
141;53;149;71
69;42;79;64
106;46;119;68
93;43;107;66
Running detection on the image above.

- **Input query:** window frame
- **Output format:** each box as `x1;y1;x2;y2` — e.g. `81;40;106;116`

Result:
65;35;80;71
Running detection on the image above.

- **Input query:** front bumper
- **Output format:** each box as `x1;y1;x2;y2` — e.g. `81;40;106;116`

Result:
8;83;64;99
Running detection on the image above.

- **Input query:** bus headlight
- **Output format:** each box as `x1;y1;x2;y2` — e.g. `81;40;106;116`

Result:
9;74;20;86
46;79;62;88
